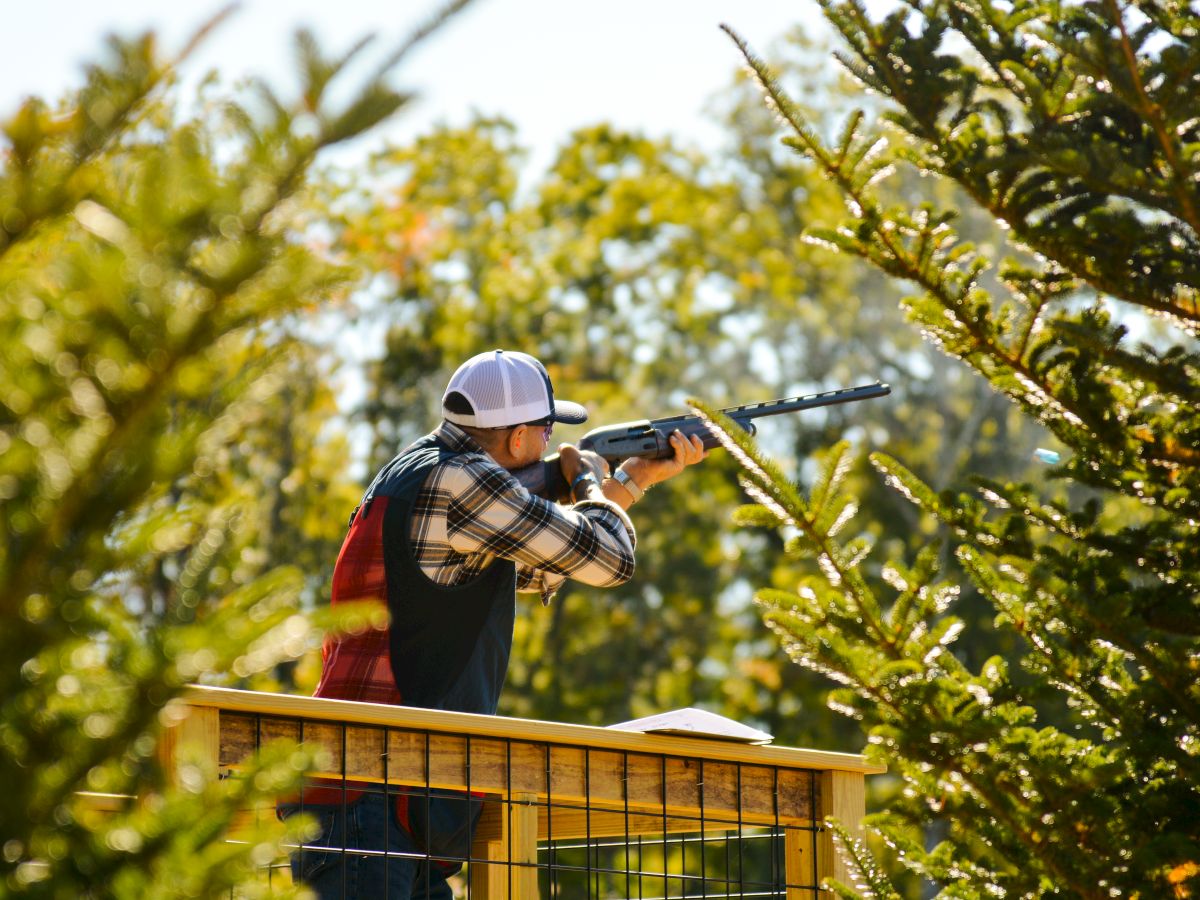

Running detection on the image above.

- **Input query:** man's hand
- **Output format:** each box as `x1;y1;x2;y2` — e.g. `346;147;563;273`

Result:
621;430;706;491
557;444;610;487
557;431;705;508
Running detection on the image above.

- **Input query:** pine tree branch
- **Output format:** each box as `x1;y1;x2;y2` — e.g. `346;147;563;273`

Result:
1060;589;1200;730
846;639;1118;893
942;481;1200;724
712;422;1118;889
720;25;840;176
1102;0;1200;236
832;645;1120;894
167;4;240;74
728;29;1200;476
950;764;1108;895
1013;295;1050;362
723;2;1200;892
695;405;903;656
371;0;476;79
809;0;1200;330
824;818;904;898
1;73;160;261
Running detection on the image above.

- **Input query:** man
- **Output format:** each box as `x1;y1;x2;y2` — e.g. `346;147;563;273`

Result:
281;349;706;898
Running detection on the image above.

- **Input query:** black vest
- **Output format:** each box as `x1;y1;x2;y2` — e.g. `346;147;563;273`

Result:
363;433;517;715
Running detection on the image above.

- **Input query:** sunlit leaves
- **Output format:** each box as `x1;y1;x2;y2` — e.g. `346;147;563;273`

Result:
0;6;465;895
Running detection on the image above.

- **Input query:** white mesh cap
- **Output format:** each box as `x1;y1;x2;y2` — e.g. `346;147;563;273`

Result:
441;350;588;429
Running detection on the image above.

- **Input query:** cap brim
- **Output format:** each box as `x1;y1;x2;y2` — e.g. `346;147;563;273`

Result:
551;400;589;425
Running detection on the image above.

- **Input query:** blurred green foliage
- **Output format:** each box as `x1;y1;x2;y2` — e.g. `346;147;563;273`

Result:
0;7;466;895
724;0;1200;895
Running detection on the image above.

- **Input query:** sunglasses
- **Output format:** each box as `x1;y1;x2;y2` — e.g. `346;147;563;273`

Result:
490;417;554;439
526;418;554;440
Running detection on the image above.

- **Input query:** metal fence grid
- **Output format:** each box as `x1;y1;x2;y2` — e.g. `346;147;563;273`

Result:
228;711;823;899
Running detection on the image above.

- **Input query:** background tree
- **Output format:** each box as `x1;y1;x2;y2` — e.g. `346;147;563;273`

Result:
719;0;1200;895
309;36;1045;747
0;5;468;894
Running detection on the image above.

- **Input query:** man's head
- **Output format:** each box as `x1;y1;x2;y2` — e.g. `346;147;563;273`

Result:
441;350;588;468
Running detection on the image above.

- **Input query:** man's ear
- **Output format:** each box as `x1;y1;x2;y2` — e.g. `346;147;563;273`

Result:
506;424;526;457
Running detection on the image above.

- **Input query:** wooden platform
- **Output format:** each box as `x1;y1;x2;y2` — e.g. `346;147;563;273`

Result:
157;686;885;899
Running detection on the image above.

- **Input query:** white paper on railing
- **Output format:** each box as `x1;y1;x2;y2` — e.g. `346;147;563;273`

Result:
606;708;773;744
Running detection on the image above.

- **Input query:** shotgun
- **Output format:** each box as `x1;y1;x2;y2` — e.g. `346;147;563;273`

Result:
514;382;891;500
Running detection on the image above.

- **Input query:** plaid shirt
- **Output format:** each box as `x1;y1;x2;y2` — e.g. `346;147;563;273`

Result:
314;421;637;706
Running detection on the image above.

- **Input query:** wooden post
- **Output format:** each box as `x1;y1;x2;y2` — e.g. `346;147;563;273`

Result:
509;792;539;899
783;827;815;900
158;704;221;784
471;793;540;899
472;801;507;899
813;770;866;895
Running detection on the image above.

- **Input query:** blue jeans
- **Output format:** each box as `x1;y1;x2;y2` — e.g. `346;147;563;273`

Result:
278;792;454;899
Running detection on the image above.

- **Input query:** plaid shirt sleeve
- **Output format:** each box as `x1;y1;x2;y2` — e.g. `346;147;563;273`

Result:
510;493;636;602
410;427;637;604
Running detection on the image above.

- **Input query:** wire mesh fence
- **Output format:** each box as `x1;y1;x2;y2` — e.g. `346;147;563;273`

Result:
261;796;817;897
225;709;824;898
534;821;812;898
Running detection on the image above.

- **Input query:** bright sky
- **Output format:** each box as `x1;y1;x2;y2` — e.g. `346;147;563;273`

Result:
2;0;816;169
2;0;828;452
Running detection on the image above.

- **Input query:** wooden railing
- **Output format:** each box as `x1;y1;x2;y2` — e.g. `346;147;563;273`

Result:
159;686;885;899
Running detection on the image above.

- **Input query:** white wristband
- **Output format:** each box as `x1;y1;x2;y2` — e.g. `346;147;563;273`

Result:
613;467;644;501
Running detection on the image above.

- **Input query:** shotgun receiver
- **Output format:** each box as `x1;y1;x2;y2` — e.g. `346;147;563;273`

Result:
514;381;891;500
